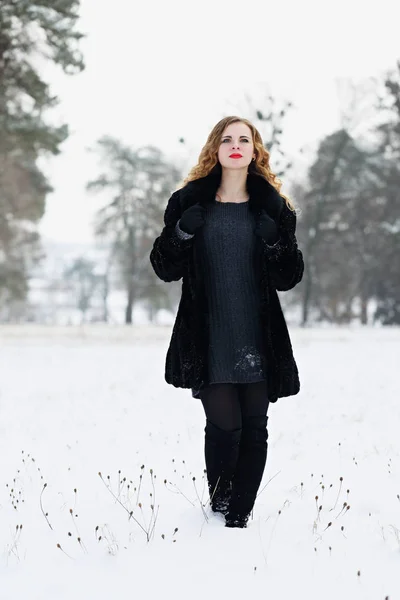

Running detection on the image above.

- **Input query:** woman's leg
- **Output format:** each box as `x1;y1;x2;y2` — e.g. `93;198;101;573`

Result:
225;380;270;527
200;383;242;513
200;383;242;431
239;379;270;419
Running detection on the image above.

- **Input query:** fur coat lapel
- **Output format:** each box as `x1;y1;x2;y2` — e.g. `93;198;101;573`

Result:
178;165;284;224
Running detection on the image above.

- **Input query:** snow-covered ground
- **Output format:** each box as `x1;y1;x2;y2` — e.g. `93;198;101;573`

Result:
0;324;399;600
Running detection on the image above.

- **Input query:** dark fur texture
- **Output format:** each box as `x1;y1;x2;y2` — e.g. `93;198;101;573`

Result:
150;166;304;402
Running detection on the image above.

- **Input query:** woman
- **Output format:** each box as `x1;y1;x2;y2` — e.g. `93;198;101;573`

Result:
150;116;304;528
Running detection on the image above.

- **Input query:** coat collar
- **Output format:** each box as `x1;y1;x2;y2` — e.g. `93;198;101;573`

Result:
178;164;284;222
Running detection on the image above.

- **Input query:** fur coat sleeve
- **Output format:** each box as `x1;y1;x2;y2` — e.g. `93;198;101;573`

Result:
150;191;193;282
260;202;304;291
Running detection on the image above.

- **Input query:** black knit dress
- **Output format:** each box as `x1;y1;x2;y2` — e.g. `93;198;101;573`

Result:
176;197;267;399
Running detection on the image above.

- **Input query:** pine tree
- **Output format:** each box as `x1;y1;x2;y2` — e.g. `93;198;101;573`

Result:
0;0;84;316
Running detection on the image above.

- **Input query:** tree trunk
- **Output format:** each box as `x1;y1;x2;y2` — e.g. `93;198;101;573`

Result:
301;267;312;325
360;296;368;325
125;283;134;324
125;228;136;325
102;274;109;323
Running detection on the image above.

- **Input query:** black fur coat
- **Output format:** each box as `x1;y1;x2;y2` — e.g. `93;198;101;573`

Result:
149;167;304;403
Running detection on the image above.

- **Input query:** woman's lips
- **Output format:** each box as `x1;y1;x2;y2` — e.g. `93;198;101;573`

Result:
229;154;242;158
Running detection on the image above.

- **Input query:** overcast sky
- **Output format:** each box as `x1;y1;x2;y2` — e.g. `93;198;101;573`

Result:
38;0;400;244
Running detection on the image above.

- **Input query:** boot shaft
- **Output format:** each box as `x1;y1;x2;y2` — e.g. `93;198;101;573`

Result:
225;415;269;526
203;419;242;513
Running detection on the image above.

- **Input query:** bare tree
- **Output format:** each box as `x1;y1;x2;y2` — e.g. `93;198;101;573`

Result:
86;137;182;324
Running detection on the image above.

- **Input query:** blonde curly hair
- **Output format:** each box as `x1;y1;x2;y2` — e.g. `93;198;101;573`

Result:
179;116;295;211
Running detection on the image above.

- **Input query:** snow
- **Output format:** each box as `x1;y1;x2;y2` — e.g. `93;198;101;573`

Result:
0;324;399;600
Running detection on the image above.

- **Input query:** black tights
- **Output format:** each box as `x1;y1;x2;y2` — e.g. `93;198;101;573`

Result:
200;381;269;431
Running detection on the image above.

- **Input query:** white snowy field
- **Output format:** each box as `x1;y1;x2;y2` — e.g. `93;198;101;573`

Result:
0;324;399;600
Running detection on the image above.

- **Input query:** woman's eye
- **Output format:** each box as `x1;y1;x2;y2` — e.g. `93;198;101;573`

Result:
222;138;249;143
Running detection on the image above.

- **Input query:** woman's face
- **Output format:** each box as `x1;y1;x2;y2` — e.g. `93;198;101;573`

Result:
217;122;255;170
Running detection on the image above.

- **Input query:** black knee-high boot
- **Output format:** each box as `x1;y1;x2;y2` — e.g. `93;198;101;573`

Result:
204;419;242;515
225;415;269;528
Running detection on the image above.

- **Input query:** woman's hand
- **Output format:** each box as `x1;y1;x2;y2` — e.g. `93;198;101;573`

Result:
254;210;279;245
178;203;205;235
